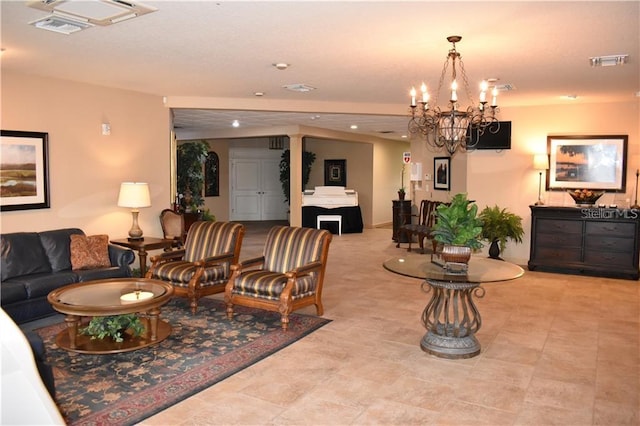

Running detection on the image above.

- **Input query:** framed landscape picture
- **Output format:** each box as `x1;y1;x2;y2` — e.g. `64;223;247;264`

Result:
0;130;50;211
434;157;450;191
547;135;628;191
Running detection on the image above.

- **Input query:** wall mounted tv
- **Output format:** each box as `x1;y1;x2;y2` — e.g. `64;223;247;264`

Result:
473;121;512;150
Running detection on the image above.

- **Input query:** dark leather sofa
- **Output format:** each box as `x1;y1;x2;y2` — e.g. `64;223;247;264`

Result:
1;228;135;324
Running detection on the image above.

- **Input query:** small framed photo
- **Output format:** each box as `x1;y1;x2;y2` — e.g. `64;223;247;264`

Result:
324;159;346;186
1;130;50;211
434;157;450;191
547;135;628;191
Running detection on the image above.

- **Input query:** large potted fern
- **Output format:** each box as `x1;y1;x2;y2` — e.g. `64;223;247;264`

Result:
478;205;524;260
431;193;483;267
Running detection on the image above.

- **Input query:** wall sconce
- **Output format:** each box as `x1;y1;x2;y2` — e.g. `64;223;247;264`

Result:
117;182;151;240
533;154;549;205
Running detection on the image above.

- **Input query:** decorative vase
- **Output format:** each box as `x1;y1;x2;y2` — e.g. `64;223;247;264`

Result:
441;244;471;264
488;238;502;260
398;191;406;200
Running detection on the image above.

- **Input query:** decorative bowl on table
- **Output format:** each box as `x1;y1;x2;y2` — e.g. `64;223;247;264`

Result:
567;189;604;206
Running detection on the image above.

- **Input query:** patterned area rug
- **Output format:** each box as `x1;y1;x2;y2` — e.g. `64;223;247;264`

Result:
35;298;331;425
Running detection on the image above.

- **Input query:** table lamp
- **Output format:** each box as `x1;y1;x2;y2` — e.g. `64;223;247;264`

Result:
533;154;549;205
117;182;151;241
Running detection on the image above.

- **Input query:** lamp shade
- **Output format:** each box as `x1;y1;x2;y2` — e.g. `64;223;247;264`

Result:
533;154;549;170
117;182;151;208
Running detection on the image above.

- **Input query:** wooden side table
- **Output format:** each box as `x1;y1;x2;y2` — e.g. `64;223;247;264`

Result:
110;237;176;277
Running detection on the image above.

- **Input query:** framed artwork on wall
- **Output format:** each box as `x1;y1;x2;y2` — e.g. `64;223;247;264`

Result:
0;130;50;211
324;159;346;186
547;135;628;191
434;157;450;191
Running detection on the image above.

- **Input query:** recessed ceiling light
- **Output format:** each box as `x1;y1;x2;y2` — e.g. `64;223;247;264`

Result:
350;125;358;130
232;120;239;128
273;63;290;70
310;115;321;120
563;94;579;100
254;92;265;97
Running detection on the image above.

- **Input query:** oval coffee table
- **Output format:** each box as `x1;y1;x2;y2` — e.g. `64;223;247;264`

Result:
384;255;524;359
47;278;174;354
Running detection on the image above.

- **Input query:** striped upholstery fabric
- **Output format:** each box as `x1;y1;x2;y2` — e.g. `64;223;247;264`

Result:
151;221;242;288
232;226;327;299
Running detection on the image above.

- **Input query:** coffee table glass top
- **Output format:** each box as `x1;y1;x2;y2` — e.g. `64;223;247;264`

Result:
52;278;171;308
383;255;524;283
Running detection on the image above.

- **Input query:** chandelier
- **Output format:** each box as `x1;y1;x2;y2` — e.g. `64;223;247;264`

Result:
408;36;500;156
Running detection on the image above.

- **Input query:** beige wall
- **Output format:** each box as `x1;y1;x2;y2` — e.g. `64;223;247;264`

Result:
410;100;640;265
177;134;410;228
1;73;171;267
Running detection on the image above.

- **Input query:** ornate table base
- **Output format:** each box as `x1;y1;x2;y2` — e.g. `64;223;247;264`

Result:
420;279;485;359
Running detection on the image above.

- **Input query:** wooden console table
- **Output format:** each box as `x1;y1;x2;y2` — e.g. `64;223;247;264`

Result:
528;205;640;280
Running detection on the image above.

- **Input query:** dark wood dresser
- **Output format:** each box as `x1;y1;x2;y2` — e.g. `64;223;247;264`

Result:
528;205;640;280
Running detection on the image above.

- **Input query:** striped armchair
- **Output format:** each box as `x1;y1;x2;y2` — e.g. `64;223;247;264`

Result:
224;226;332;330
146;221;245;313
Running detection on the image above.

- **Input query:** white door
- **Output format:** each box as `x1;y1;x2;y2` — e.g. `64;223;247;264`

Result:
230;157;287;221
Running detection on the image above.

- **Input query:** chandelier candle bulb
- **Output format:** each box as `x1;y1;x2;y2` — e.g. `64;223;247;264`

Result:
479;81;488;103
410;87;417;106
451;81;458;102
492;87;498;106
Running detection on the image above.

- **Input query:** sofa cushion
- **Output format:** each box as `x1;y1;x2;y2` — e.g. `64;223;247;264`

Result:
70;234;111;270
39;228;84;272
14;272;78;299
75;266;131;282
0;281;28;305
1;232;51;281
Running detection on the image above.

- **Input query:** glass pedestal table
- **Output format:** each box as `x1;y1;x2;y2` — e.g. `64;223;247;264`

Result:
383;256;524;359
47;278;174;354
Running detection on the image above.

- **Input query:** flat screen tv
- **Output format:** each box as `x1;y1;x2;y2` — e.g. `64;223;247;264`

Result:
473;121;511;150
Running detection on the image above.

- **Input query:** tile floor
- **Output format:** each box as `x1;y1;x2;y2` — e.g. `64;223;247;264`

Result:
58;223;640;425
140;224;639;425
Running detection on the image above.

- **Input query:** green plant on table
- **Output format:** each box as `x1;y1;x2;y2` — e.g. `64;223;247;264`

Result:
80;314;145;343
431;193;483;250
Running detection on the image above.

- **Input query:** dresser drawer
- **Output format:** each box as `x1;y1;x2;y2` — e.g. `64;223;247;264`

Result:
585;235;635;252
536;218;582;235
585;221;635;238
534;247;582;263
584;250;635;268
535;232;582;248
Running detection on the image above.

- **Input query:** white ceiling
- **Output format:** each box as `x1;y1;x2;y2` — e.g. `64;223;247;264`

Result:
2;1;639;141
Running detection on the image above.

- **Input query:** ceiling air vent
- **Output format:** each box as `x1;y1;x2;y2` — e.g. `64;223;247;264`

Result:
27;0;156;26
29;15;93;34
494;83;515;92
283;84;316;93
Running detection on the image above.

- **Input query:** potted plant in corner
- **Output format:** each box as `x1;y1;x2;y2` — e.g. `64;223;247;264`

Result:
80;314;145;343
478;205;524;260
279;149;316;206
177;140;209;213
431;193;483;269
